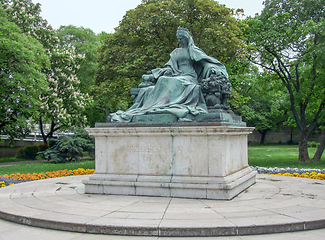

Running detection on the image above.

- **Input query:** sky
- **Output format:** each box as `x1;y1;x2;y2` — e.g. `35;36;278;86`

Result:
35;0;264;34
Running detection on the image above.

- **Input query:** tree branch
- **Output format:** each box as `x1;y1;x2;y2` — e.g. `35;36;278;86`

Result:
248;56;302;131
264;46;292;85
307;99;325;137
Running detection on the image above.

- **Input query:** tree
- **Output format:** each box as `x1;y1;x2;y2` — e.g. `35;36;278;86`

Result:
232;68;289;144
56;26;109;127
1;0;92;144
56;25;100;93
38;47;92;144
0;7;49;144
246;0;325;161
95;0;249;113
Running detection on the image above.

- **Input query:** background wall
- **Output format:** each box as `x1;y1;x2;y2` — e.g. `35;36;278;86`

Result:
248;125;323;144
0;138;43;158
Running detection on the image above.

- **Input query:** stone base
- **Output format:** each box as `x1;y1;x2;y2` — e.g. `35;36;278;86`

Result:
84;167;256;200
83;124;256;200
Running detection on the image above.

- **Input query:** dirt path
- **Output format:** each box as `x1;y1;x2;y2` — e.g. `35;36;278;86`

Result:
0;160;47;167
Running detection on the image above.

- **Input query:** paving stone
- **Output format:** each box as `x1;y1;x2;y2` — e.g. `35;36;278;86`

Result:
0;174;325;238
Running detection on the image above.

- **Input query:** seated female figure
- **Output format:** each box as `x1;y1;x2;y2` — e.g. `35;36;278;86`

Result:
111;27;229;123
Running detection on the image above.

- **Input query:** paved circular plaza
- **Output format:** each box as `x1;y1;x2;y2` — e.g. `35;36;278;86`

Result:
0;174;324;237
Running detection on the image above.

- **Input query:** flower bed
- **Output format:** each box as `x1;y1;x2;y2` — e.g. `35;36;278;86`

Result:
1;167;325;188
0;177;28;187
265;172;325;180
0;168;95;188
252;166;325;181
252;166;325;175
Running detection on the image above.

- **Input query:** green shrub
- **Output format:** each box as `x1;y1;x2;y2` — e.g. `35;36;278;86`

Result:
15;143;49;160
82;151;90;156
48;139;56;148
15;145;40;160
287;140;295;145
24;145;40;159
15;147;25;159
38;129;95;163
38;143;49;152
307;141;320;148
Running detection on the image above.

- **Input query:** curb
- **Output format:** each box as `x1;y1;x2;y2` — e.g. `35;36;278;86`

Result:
1;208;325;237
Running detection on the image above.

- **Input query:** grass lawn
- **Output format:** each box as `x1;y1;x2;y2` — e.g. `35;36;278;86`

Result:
0;159;95;175
1;145;325;176
248;145;325;169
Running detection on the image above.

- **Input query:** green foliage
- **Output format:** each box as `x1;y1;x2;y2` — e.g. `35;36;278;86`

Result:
84;95;107;127
0;6;49;145
56;25;110;127
20;145;39;160
232;67;290;143
38;129;94;163
246;0;325;161
307;141;320;148
56;25;100;94
15;144;47;160
96;0;249;113
38;143;49;152
15;148;25;159
37;44;92;143
1;0;93;144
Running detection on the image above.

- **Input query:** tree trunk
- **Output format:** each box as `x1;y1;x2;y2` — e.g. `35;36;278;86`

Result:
39;117;47;145
39;118;60;145
258;129;268;145
49;120;55;139
312;129;325;162
298;129;310;162
290;128;293;144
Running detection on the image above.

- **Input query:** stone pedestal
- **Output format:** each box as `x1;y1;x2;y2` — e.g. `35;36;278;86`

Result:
83;124;256;200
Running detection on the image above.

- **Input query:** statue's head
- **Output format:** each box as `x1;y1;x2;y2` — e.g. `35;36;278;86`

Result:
176;26;191;40
176;27;192;47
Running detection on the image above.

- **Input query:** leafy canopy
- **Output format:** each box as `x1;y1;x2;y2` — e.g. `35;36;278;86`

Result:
232;67;289;143
0;6;49;144
96;0;249;113
246;0;325;161
56;25;100;93
56;26;110;127
1;0;93;143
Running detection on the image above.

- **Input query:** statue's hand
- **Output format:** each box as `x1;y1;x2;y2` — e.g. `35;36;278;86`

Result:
164;69;173;76
210;70;225;81
140;74;156;88
211;69;223;77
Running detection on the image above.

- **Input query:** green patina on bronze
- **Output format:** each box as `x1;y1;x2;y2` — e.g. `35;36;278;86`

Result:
110;27;242;125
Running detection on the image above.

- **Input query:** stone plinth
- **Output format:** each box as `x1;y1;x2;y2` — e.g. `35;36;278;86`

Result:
83;124;256;200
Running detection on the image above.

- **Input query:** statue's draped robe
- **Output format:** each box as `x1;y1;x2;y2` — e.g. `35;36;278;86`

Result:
111;45;228;123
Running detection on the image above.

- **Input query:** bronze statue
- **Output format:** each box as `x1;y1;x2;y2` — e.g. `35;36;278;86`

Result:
111;27;231;123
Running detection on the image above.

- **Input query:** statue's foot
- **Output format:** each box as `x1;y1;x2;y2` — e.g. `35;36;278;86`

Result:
139;82;154;88
213;104;222;109
142;74;155;82
178;118;193;122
